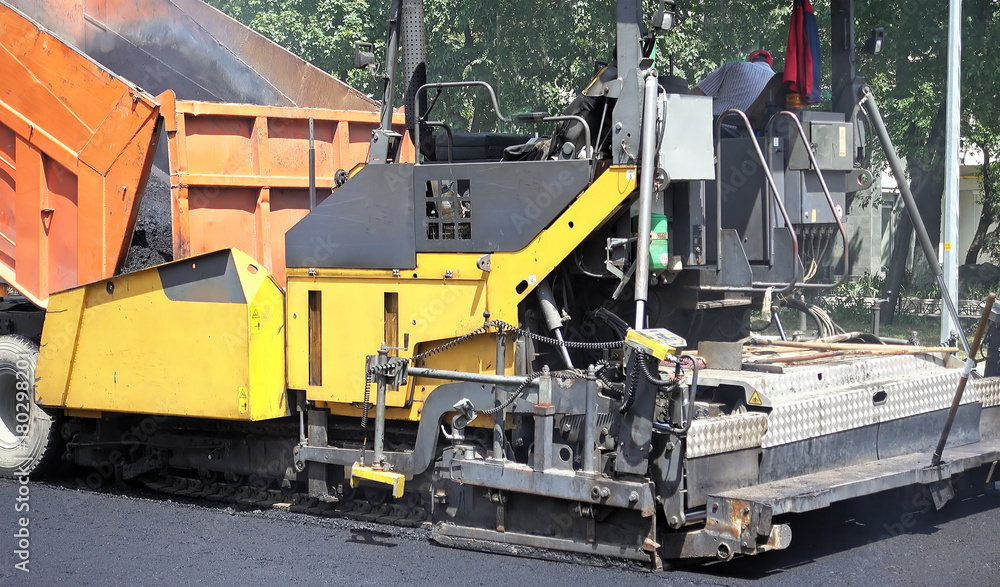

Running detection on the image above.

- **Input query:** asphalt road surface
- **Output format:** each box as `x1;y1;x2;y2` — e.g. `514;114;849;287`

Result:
1;477;998;586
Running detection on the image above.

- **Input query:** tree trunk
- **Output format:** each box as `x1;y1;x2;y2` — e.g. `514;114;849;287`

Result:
882;104;947;324
965;147;995;264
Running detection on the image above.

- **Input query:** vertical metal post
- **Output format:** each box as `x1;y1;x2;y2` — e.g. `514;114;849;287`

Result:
379;0;402;131
298;390;307;444
582;365;598;474
307;409;329;499
986;305;1000;377
799;294;808;334
308;117;317;211
401;0;427;144
373;346;389;467
533;367;554;472
493;330;506;460
634;70;660;328
940;0;962;345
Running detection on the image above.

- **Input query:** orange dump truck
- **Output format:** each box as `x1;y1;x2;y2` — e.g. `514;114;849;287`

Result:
0;1;408;306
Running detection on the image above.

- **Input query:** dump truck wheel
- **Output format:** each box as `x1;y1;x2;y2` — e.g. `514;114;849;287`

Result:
0;335;59;477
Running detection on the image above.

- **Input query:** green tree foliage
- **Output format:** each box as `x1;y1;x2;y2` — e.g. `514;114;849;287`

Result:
206;0;1000;293
960;1;1000;263
849;0;1000;314
205;1;798;128
417;1;617;130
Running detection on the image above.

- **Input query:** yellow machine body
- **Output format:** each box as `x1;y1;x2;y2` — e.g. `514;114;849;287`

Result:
286;166;637;417
37;249;289;421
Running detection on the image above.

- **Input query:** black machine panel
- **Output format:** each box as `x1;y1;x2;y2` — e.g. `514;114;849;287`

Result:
285;164;418;269
286;159;592;269
414;159;591;253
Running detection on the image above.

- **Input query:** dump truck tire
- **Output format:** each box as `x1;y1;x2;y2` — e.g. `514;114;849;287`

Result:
0;335;59;477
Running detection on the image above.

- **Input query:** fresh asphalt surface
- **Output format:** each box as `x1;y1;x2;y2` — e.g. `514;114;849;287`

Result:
1;476;998;586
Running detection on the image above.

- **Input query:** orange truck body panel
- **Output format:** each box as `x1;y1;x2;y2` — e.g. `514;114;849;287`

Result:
1;1;412;302
0;3;160;307
162;95;410;287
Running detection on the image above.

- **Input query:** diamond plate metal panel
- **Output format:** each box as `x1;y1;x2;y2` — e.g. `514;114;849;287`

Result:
687;413;768;458
976;377;1000;408
696;355;991;452
701;355;952;407
876;373;978;420
761;370;976;448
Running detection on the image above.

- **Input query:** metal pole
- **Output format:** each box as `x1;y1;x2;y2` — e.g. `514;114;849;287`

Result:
533;367;553;471
308;117;317;211
861;90;971;355
940;0;962;345
493;330;506;460
379;0;402;131
932;293;994;467
406;367;529;386
582;365;598;474
634;70;659;328
373;346;389;467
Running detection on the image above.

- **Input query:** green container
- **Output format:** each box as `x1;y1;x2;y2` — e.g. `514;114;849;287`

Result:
649;214;670;271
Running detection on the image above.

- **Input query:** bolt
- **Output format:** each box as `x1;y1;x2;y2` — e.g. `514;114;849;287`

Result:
628;491;639;503
599;487;611;499
669;516;679;526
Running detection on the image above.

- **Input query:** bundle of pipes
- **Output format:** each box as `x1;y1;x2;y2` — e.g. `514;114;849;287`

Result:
743;335;959;366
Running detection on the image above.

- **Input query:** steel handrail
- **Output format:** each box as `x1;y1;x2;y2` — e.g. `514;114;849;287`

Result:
532;114;594;180
703;109;801;295
764;111;849;290
415;81;507;165
414;82;594;170
425;121;455;162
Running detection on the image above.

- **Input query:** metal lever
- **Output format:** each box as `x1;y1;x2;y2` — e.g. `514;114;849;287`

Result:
861;88;971;356
931;293;995;467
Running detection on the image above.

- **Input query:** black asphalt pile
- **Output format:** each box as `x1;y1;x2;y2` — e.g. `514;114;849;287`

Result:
120;168;173;275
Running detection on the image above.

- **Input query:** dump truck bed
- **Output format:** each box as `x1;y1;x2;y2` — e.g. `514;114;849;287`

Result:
1;2;410;301
6;0;377;110
0;2;160;307
161;94;412;286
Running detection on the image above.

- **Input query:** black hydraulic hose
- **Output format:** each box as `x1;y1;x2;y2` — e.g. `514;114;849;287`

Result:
652;353;698;436
638;353;681;389
595;361;625;399
482;371;543;416
619;359;640;414
481;369;592;416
